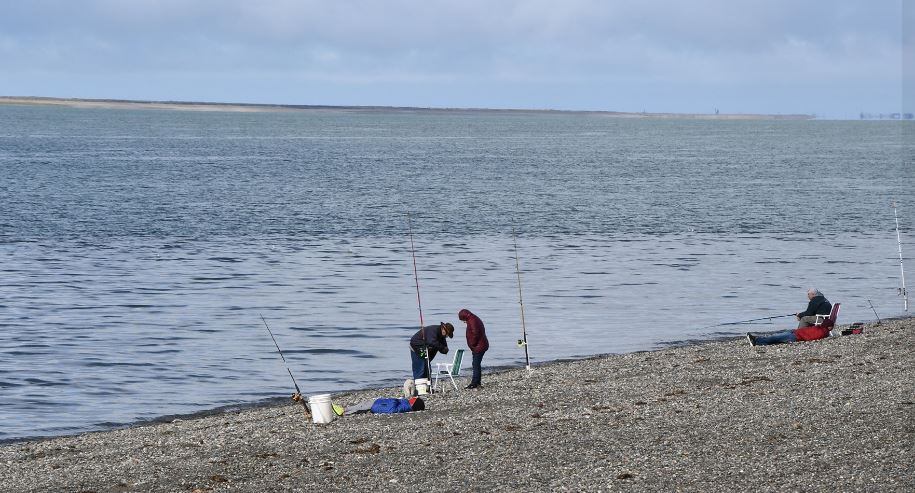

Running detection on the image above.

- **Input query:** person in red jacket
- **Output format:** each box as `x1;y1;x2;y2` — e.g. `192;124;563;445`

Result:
458;308;489;389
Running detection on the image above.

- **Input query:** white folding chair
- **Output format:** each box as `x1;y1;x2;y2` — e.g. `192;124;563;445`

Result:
433;349;465;393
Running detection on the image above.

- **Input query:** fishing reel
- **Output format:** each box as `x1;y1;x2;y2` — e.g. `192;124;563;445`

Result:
517;339;528;348
291;392;312;415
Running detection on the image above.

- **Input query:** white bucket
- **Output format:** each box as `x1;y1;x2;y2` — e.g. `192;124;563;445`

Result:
308;394;334;424
415;378;430;395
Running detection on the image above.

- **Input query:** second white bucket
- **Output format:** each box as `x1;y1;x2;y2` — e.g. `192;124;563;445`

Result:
415;378;430;395
308;394;334;424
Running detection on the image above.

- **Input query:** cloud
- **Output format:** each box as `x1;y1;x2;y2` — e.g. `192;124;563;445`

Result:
0;1;904;113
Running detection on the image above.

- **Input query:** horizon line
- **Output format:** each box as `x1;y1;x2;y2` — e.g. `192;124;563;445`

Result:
0;95;817;120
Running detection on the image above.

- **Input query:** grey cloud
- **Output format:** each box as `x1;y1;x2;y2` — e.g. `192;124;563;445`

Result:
0;0;904;113
2;1;900;59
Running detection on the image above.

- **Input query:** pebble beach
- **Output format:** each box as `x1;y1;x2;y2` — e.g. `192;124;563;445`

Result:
2;318;912;492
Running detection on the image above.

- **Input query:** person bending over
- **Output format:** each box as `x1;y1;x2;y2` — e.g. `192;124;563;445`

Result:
459;308;489;389
409;322;453;380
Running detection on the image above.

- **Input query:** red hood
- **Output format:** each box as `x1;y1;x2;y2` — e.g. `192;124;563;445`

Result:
460;308;489;353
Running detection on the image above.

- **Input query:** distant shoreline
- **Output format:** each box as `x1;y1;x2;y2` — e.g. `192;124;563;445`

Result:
0;96;815;120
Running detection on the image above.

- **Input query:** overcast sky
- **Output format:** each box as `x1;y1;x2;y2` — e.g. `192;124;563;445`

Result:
0;1;909;117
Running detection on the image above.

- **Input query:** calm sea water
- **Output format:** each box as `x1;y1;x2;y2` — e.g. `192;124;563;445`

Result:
0;104;911;441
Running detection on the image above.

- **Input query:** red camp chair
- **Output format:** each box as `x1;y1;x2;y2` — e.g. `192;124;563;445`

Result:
795;303;841;341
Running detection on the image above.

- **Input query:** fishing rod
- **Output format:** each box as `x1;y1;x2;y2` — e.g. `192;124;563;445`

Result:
697;313;795;331
867;299;881;325
892;201;908;312
260;314;310;415
512;226;531;370
407;213;432;382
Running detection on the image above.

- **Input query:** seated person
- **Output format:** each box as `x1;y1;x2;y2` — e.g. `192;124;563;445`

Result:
747;288;833;346
795;288;832;328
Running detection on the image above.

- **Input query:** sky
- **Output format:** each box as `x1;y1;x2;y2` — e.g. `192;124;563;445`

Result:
0;0;909;117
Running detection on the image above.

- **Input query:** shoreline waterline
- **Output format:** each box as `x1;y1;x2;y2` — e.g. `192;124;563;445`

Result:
0;316;898;445
2;230;905;442
0;326;755;445
2;318;912;491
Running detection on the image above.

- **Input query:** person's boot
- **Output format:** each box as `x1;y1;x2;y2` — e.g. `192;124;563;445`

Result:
746;333;757;346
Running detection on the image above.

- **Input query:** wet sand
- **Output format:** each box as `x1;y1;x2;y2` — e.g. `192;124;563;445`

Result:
1;318;912;492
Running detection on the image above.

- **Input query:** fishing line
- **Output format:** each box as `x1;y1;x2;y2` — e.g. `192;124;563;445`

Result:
696;313;795;331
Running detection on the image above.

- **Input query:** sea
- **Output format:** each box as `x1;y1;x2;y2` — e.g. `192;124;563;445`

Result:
0;103;912;441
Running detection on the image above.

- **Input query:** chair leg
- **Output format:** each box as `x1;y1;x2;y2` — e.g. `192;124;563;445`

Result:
448;373;458;391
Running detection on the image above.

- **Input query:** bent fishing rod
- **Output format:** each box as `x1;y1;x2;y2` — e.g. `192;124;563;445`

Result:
260;314;310;415
697;313;795;331
407;213;432;380
512;226;531;370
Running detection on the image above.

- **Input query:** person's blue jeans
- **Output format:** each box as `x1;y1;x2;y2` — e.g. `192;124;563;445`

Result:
754;330;797;346
470;351;485;386
410;349;428;380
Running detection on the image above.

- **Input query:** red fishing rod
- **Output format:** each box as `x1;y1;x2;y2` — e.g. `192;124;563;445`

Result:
407;214;432;381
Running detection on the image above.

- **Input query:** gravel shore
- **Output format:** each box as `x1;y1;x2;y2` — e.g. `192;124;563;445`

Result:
2;319;912;492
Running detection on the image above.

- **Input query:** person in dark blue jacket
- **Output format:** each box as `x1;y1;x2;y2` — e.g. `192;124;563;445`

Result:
409;322;453;380
795;288;832;328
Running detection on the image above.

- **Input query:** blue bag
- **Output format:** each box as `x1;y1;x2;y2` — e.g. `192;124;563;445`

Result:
370;398;414;414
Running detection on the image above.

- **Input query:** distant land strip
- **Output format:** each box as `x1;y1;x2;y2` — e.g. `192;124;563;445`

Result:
0;96;815;120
